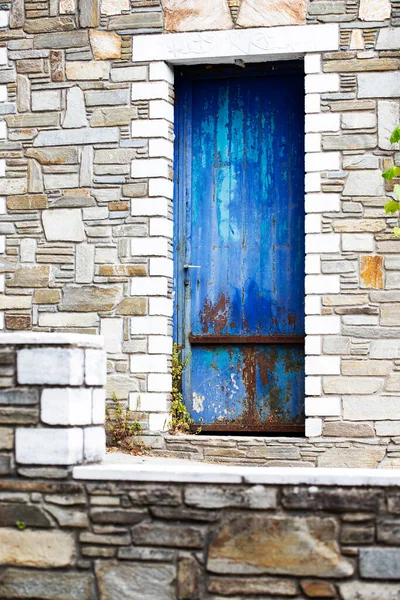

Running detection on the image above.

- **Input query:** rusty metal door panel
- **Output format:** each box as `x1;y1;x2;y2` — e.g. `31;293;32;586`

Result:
174;63;305;433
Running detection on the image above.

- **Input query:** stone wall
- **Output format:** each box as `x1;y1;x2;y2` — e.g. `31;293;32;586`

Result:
1;0;400;451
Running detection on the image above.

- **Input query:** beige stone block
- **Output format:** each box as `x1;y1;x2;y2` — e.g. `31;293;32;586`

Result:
90;107;138;127
7;195;47;210
322;421;375;438
116;298;147;315
60;0;76;13
381;304;400;326
0;427;14;450
207;516;353;577
101;0;130;14
342;360;391;376
0;296;32;310
318;447;385;468
0;529;75;568
8;266;51;288
324;377;382;395
61;284;122;312
333;219;385;233
66;61;110;81
33;289;61;304
350;29;365;50
0;179;27;196
237;0;306;27
89;30;121;60
96;562;175;600
162;0;232;32
323;294;368;306
343;395;400;421
26;147;78;165
359;0;391;21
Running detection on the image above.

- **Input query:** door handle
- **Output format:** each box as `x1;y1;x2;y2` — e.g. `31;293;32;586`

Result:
184;264;201;269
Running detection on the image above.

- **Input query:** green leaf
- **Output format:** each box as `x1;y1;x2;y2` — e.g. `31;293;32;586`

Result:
385;200;400;214
383;166;400;181
395;185;400;201
393;227;400;238
390;125;400;145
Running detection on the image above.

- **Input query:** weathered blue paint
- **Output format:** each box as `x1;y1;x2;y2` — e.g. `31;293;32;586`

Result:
174;63;305;432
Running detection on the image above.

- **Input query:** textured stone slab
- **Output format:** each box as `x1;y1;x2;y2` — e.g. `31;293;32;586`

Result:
34;30;89;49
42;209;85;242
207;516;353;577
318;447;385;469
66;61;110;81
360;549;400;580
0;529;75;567
378;101;399;150
108;12;163;30
61;284;122;312
359;0;391;21
89;30;121;59
9;265;50;288
237;0;306;27
0;569;95;600
162;0;232;32
90;108;137;127
358;72;400;99
185;485;276;509
0;427;13;450
26;147;78;165
101;0;130;14
340;582;400;600
34;128;119;147
377;28;400;50
17;348;84;385
95;562;175;600
342;170;384;196
24;17;75;34
132;521;205;548
79;0;99;27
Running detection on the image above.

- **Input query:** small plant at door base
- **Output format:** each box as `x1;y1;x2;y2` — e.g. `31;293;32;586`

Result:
105;392;147;454
15;521;26;531
383;124;400;237
170;344;197;434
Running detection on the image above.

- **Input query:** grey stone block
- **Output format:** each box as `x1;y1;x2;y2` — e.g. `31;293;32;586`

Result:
360;548;400;580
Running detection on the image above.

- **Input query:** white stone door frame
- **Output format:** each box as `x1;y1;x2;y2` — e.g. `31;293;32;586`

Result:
130;24;341;436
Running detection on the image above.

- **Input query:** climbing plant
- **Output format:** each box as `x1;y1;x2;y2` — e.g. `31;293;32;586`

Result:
382;124;400;237
169;344;194;433
105;392;146;454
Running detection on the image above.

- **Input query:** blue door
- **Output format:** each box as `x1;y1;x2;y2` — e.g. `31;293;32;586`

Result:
174;63;305;433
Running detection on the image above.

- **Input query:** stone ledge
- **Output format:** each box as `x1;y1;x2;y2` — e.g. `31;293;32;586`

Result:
73;456;400;486
0;332;104;348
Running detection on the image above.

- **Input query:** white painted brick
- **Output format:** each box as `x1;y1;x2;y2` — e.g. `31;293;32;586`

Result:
305;335;322;355
0;197;6;214
149;178;174;199
150;257;173;277
131;316;169;336
149;412;169;432
131;119;169;139
149;297;173;316
0;86;6;102
0;47;7;65
131;197;169;217
305;274;340;294
305;133;321;152
131;81;170;101
0;121;6;139
342;233;374;252
305;417;322;437
150;217;173;238
305;396;341;416
85;349;107;386
130;392;168;413
130;276;168;296
305;93;320;113
16;428;83;465
131;158;170;179
39;313;99;328
18;348;84;386
101;318;123;354
305;356;341;375
148;335;173;354
41;388;92;426
0;159;5;177
148;373;172;392
305;193;340;213
131;237;169;257
305;214;321;233
149;100;174;122
305;255;320;274
305;296;321;315
0;236;5;254
305;173;320;192
130;354;168;373
20;238;36;263
304;53;321;74
305;376;322;396
92;388;105;424
149;139;174;159
0;275;4;294
305;73;340;93
305;113;340;133
84;426;105;463
0;312;4;330
306;315;341;334
149;61;174;84
306;233;340;254
0;11;9;27
305;152;340;172
95;247;118;264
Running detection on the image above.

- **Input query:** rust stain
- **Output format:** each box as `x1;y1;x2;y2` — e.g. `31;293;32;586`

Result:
200;293;229;334
288;313;297;329
164;7;201;32
360;255;383;289
278;0;307;22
